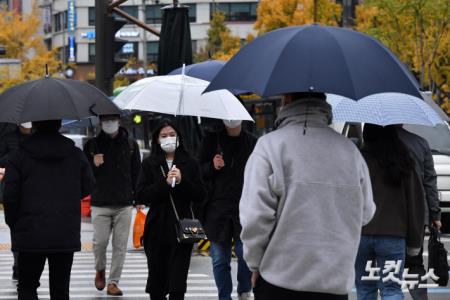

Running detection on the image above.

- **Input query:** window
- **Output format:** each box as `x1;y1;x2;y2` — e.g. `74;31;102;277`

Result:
146;4;196;24
89;44;95;63
114;5;139;23
147;41;159;63
191;40;197;54
188;4;197;23
210;2;257;22
89;7;95;26
146;5;162;24
53;11;68;32
117;42;138;60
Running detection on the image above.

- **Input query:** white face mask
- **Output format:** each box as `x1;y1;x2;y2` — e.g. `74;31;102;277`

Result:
20;122;32;129
223;119;242;129
101;120;119;135
159;136;178;153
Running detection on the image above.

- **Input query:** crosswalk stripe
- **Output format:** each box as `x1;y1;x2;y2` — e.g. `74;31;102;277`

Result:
0;294;238;299
0;251;223;299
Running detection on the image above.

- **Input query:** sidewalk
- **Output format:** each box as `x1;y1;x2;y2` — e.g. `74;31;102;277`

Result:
0;208;143;252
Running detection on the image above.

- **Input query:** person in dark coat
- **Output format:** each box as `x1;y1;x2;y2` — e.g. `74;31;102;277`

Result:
2;120;94;300
0;122;32;280
198;120;257;300
136;119;206;300
355;124;425;300
396;125;441;300
83;114;141;296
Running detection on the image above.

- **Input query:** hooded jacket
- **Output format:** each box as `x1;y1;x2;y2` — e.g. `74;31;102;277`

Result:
3;132;94;252
0;128;30;167
240;99;376;294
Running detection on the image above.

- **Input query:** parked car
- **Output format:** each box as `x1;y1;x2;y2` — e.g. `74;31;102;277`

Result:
331;122;450;233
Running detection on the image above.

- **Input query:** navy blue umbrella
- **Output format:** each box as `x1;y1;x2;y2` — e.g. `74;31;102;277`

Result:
205;25;421;100
169;60;226;81
169;60;249;95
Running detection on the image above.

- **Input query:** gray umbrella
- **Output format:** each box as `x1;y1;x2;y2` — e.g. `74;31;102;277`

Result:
421;92;449;122
0;77;120;124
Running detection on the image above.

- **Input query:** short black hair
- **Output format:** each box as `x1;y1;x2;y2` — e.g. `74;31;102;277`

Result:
32;120;62;133
99;114;121;120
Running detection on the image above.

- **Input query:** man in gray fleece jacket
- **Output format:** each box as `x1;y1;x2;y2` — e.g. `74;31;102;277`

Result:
240;92;376;300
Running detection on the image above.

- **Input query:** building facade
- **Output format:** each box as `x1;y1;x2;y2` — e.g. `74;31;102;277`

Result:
36;0;260;80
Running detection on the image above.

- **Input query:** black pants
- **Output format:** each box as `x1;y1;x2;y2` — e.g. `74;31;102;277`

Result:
405;246;428;300
254;276;348;300
18;252;74;300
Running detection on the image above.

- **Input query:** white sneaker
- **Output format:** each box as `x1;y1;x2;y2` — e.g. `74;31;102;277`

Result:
238;292;253;300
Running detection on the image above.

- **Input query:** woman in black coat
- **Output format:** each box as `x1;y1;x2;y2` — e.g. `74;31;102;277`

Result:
136;119;206;300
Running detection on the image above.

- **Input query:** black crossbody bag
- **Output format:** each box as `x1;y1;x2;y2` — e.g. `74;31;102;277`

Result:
160;166;206;244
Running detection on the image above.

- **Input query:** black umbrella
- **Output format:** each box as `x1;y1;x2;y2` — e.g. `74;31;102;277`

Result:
157;4;201;153
0;77;120;124
205;25;421;100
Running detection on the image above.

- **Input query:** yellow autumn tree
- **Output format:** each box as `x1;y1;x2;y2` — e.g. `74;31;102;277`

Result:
0;5;61;92
356;0;450;110
255;0;343;34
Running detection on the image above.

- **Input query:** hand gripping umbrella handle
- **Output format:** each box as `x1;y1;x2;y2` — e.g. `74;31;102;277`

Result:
171;165;176;188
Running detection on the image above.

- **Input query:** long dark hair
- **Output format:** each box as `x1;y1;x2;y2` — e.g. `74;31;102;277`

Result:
150;119;187;160
363;124;415;185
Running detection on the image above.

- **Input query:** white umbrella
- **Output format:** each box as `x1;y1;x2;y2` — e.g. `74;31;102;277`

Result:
327;93;447;127
113;74;253;121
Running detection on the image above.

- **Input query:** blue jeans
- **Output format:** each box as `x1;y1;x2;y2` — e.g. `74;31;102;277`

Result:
210;240;252;300
355;235;406;300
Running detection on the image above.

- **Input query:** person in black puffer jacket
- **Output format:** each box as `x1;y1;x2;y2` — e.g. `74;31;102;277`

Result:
0;122;32;280
3;120;94;300
83;114;141;296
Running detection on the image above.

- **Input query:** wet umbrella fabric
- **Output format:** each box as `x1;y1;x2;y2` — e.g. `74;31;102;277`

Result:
169;60;248;95
169;60;226;81
113;75;253;121
205;25;421;100
0;77;120;124
327;93;446;127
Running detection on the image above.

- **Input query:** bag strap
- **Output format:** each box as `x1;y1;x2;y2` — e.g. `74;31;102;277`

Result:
160;165;195;220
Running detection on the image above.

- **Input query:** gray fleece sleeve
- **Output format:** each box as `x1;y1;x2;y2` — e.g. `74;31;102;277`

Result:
239;149;278;273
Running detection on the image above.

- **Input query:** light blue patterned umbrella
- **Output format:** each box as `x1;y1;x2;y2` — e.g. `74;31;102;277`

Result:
327;93;447;127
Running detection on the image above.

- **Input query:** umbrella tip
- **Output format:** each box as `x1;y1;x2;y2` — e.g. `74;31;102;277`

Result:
45;64;49;78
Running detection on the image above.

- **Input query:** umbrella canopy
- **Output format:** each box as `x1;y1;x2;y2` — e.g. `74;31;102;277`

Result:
169;60;248;95
205;25;421;100
0;77;120;124
421;92;450;122
113;75;253;121
327;93;446;127
169;60;226;81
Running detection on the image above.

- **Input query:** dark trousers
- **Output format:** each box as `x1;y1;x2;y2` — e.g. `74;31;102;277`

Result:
18;252;74;300
10;231;19;278
254;276;348;300
405;246;428;300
